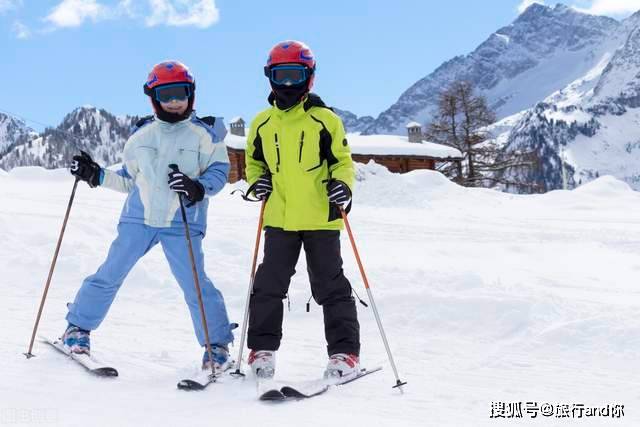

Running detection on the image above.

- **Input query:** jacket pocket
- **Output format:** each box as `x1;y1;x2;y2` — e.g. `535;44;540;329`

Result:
299;131;324;172
177;148;200;176
136;145;159;173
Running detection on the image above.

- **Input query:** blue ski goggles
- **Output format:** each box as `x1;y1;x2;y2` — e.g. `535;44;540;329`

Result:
154;83;192;103
264;64;311;86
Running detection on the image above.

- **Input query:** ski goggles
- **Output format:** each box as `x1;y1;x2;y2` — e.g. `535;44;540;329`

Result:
154;83;192;103
264;64;311;86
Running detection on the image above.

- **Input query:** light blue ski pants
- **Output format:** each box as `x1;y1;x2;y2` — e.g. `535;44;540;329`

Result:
66;222;234;347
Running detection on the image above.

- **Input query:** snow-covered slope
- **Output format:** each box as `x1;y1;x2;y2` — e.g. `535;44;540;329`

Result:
1;165;639;426
0;106;138;171
363;4;620;135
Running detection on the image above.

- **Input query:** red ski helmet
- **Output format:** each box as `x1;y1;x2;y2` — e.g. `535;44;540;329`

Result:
265;40;316;89
143;61;195;96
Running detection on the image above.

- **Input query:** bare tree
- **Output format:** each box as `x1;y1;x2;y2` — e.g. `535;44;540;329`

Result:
427;80;533;189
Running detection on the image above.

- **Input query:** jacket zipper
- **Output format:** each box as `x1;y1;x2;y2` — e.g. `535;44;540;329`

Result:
274;133;281;172
298;131;305;163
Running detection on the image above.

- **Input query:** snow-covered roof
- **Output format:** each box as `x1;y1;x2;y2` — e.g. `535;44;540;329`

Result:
229;116;244;124
225;132;463;159
406;121;422;128
347;134;462;158
225;132;249;150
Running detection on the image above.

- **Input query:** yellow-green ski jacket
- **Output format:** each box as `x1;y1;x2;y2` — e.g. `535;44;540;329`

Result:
245;93;354;231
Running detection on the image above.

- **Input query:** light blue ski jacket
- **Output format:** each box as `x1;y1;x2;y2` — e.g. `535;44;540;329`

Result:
100;114;230;234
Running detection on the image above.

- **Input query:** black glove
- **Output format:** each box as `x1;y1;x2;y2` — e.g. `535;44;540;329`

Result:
168;169;205;205
327;180;351;209
253;173;273;200
70;151;102;188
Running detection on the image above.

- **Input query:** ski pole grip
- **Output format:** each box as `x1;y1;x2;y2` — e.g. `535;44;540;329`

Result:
168;164;185;206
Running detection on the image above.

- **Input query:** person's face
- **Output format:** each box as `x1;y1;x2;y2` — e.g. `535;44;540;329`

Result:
159;98;189;115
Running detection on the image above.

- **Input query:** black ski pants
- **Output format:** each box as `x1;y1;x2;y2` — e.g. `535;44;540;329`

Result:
248;227;360;356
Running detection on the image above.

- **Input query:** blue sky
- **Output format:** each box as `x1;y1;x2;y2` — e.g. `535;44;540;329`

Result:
1;0;638;130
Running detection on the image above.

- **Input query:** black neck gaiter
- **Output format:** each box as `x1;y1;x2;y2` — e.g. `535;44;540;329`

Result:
152;96;195;123
270;81;309;110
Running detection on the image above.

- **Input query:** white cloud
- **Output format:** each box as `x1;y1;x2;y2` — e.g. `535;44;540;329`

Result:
44;0;109;28
0;0;22;14
145;0;220;28
572;0;640;17
39;0;219;31
115;0;137;18
517;0;545;14
12;20;30;39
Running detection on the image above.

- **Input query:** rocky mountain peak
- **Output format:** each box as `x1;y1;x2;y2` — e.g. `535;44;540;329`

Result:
361;3;619;135
0;113;37;156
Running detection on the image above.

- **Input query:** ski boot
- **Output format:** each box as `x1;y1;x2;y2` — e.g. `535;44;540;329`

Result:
248;350;275;379
202;345;232;372
62;324;91;355
324;353;360;381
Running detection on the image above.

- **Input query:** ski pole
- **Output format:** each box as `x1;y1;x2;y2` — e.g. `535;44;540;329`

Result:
25;177;80;358
169;164;216;378
232;199;266;377
340;208;407;390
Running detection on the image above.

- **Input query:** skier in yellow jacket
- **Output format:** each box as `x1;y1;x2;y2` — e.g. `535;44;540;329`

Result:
244;40;361;381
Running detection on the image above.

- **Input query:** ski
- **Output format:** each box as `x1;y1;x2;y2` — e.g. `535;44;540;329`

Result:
177;374;217;391
258;378;286;401
331;365;383;386
259;366;382;401
176;361;235;391
280;379;329;399
259;388;287;401
40;336;118;377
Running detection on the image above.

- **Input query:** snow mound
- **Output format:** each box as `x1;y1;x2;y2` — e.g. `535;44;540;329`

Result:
8;166;71;181
574;175;635;196
355;161;465;207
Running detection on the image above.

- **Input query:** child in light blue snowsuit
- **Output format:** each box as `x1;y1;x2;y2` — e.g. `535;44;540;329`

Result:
63;61;233;369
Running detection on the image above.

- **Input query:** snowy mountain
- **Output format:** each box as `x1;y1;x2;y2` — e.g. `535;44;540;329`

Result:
0;106;138;171
0;112;37;157
362;3;620;135
499;10;640;192
333;108;375;134
355;2;640;193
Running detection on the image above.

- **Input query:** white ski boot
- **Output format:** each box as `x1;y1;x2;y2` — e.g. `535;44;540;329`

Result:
324;353;360;382
248;350;276;379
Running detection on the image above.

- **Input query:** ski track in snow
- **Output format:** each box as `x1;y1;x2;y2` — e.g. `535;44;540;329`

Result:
1;165;640;426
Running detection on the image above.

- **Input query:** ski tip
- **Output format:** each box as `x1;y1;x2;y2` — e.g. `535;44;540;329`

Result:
177;379;208;391
259;389;286;401
93;367;119;377
281;384;330;399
